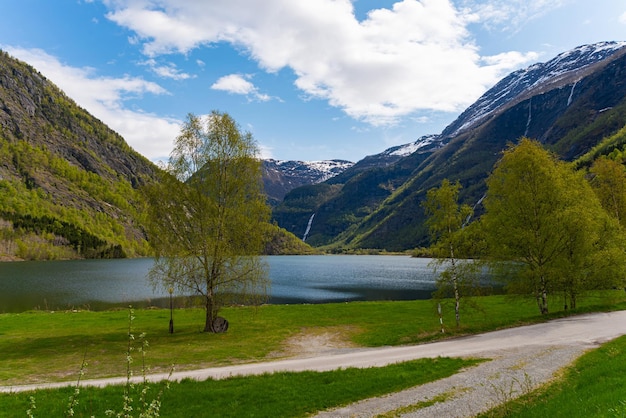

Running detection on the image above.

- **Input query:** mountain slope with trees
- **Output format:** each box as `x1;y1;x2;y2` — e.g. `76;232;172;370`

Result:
0;50;315;260
273;41;626;251
0;50;160;259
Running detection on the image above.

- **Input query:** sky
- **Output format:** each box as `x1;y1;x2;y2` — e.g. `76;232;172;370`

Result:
1;1;625;163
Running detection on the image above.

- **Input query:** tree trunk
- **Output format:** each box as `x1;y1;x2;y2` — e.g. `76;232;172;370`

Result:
454;281;460;328
538;275;549;315
204;296;215;333
535;293;543;315
449;243;460;328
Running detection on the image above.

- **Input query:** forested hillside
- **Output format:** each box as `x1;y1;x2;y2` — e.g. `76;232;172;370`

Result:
0;50;316;260
0;50;158;260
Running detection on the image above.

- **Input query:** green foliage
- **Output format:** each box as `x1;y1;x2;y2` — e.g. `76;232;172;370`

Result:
0;142;146;259
0;136;149;259
144;111;271;332
589;156;626;225
482;139;626;314
423;179;480;327
1;211;126;259
575;123;626;168
264;224;321;255
0;51;157;260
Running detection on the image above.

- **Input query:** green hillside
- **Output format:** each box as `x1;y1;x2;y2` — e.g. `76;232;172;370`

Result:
0;50;314;260
0;50;158;260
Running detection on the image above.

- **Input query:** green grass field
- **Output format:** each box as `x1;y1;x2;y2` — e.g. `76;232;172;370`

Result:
1;291;625;417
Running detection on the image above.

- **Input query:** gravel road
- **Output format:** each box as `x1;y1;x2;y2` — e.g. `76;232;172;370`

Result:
4;310;626;417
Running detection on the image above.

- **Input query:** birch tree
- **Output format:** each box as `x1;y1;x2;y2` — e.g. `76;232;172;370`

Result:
143;111;270;332
589;156;626;226
422;179;476;327
482;138;625;314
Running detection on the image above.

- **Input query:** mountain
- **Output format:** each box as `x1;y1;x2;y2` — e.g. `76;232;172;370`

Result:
0;50;160;260
273;41;626;250
263;135;445;209
272;134;445;243
0;50;317;260
262;159;353;205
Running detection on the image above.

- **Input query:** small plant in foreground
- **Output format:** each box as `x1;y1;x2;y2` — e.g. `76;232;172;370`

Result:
484;371;533;415
65;352;88;417
26;396;36;418
26;306;172;418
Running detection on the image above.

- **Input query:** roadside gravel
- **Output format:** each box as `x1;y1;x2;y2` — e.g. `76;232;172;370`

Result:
314;344;590;417
314;310;626;417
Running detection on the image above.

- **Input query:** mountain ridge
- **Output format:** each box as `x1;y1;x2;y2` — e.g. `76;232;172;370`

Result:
262;158;353;205
0;49;318;259
272;41;626;250
0;49;161;259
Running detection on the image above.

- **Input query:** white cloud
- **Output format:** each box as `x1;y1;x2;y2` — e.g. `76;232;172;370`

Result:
211;74;255;95
104;0;538;125
4;47;179;161
141;59;192;80
211;74;271;102
457;0;569;32
619;12;626;24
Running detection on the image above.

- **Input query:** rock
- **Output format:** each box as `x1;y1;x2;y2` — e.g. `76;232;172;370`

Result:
213;317;229;333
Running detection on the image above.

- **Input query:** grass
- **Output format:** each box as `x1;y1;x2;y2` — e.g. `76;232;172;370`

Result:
481;334;626;417
1;291;625;416
1;358;482;417
2;292;624;386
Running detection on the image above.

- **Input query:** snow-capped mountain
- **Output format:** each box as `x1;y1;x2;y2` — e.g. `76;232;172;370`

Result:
273;41;626;250
262;158;354;205
442;41;626;137
268;159;354;182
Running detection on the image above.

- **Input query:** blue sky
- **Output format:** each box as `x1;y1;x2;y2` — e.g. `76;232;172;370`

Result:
1;1;625;163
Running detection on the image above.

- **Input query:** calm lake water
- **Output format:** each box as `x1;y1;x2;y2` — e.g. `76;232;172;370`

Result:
0;255;440;313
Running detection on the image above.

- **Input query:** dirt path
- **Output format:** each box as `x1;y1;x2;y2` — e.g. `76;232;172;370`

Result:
3;311;626;416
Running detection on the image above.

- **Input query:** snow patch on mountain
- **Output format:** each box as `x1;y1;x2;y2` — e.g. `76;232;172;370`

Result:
445;41;626;136
383;134;443;157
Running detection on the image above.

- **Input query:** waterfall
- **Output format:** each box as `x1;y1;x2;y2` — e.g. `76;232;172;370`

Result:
463;193;486;228
524;97;532;137
567;80;578;106
302;213;315;242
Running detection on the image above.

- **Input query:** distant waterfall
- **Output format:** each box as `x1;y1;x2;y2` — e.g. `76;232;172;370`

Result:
302;213;315;242
524;97;532;137
463;193;486;228
567;80;578;106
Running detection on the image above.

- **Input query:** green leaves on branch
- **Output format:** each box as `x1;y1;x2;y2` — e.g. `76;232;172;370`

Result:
142;111;271;333
423;179;480;327
481;138;626;314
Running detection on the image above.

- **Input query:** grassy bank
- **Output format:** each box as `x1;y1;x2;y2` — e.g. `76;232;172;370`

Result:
1;291;626;416
2;292;626;385
482;334;626;417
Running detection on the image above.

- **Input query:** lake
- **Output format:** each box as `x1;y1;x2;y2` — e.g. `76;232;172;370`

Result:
0;255;440;313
